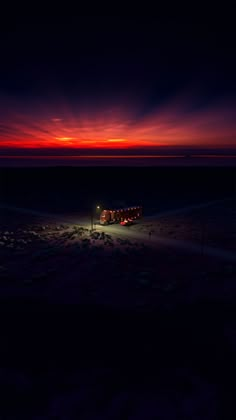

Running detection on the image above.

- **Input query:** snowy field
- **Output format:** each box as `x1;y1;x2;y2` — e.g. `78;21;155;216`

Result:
0;200;236;418
135;198;236;252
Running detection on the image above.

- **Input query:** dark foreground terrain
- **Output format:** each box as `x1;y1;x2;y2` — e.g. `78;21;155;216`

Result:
2;300;236;419
0;166;236;419
0;166;235;213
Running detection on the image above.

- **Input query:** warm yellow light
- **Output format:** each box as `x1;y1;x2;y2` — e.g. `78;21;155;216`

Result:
56;137;74;142
107;139;126;142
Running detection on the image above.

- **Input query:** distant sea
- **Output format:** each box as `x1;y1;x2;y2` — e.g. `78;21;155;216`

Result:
0;155;236;167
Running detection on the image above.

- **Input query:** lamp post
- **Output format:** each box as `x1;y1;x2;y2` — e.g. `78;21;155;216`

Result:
91;205;100;232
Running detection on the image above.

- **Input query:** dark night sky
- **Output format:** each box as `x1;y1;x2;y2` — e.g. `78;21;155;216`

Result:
0;16;236;162
1;17;235;100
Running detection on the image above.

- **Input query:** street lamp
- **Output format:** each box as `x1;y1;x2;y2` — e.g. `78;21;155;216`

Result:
91;205;100;232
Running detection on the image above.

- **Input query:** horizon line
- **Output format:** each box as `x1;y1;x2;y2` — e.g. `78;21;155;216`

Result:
0;155;236;159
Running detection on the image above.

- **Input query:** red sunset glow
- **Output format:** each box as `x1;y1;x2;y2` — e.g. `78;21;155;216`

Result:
0;98;235;152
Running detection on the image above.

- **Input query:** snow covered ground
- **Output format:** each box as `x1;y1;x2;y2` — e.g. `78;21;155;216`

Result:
0;199;236;419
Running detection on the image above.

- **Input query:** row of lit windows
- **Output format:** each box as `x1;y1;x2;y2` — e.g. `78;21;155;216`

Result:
103;207;142;213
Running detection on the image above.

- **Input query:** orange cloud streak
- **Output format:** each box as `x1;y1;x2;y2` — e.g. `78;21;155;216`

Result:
0;97;235;150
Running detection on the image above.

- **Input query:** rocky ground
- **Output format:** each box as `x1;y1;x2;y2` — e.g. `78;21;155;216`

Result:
0;208;235;307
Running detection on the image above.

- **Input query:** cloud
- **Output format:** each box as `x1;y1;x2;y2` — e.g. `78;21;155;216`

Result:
0;95;235;151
